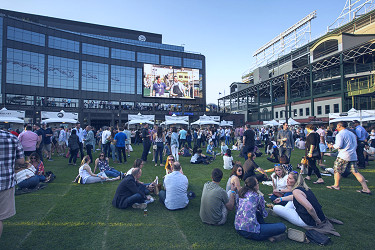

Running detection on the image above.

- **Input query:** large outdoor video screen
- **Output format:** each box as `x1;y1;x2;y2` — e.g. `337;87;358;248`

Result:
143;64;200;99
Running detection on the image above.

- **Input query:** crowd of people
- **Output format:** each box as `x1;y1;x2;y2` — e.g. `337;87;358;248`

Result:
1;118;374;242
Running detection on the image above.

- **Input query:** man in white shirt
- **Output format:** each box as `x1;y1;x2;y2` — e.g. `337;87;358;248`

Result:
327;121;371;194
316;125;327;166
101;127;111;158
159;161;189;210
73;122;84;159
58;126;66;156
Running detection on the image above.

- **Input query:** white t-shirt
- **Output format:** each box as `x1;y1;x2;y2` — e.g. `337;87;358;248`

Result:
102;130;111;144
223;155;233;170
271;174;288;190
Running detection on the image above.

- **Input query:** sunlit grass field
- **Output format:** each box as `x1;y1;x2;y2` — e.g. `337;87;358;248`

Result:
1;144;374;249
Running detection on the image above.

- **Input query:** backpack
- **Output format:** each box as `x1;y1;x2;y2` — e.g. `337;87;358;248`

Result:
305;229;331;246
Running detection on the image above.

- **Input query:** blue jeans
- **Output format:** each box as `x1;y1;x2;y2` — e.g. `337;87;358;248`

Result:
142;140;151;161
120;193;145;209
18;176;40;189
105;169;121;178
37;175;46;182
225;136;230;146
270;192;292;206
155;142;163;164
237;223;286;240
103;143;110;158
110;144;117;162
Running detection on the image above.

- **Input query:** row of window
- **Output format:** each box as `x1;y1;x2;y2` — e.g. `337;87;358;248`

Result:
275;104;340;118
6;48;144;94
6;26;203;68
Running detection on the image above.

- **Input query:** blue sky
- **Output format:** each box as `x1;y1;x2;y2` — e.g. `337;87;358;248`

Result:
2;0;351;103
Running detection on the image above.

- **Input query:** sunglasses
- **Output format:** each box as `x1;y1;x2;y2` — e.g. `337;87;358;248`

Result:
237;169;242;172
100;155;104;157
30;157;36;159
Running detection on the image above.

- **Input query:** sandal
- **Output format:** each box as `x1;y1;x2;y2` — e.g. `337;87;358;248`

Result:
304;177;311;181
357;190;372;195
313;181;325;184
326;185;340;190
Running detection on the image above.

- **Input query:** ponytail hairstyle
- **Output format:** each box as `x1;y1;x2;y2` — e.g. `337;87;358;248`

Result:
238;177;258;198
81;155;91;166
290;171;310;191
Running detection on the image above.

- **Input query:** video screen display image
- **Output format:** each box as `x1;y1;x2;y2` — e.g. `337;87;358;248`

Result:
143;64;200;99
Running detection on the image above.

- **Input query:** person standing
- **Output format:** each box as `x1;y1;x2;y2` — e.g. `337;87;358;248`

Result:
327;121;371;194
304;124;324;184
101;127;111;158
85;126;95;162
179;127;187;149
170;127;179;162
276;123;294;160
316;125;327;166
114;127;127;164
153;127;165;167
18;125;38;160
73;122;85;160
58;126;67;156
353;120;368;169
0;128;24;238
141;124;151;162
243;125;255;160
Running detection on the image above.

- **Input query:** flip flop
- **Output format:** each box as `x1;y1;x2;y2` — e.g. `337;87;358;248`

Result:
313;181;325;184
326;185;340;190
357;190;372;195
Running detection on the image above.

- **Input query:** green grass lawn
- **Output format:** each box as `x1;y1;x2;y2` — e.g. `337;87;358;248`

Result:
1;144;374;249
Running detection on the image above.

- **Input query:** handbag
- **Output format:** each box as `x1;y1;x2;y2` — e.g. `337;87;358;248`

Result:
305;229;330;246
287;228;309;243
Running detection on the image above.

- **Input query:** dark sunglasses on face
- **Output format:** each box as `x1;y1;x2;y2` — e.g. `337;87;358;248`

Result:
30;157;36;159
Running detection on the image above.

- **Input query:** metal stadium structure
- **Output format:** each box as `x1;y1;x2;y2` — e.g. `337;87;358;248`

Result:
219;0;375;124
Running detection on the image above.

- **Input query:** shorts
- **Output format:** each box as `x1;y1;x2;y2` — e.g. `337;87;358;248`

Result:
319;143;327;153
43;143;52;152
333;157;359;174
24;150;35;156
0;187;16;220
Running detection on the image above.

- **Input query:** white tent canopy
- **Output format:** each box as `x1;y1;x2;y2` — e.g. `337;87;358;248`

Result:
220;120;233;127
329;108;375;124
41;110;78;124
164;115;189;125
128;113;155;125
191;119;220;126
0;108;25;123
263;119;279;126
288;118;300;125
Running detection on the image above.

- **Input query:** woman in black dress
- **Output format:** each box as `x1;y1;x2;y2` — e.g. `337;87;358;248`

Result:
304;124;324;184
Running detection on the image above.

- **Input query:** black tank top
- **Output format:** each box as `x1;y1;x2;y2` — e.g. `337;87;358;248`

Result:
293;187;325;226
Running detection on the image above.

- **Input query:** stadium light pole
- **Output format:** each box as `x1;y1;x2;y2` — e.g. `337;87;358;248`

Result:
284;73;288;123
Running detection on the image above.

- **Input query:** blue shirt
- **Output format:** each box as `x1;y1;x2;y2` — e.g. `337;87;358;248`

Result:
207;144;214;154
114;132;127;147
163;171;189;210
355;125;368;142
179;129;187;139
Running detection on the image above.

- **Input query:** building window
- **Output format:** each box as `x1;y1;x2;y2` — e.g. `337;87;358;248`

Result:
137;52;159;64
293;109;297;117
111;65;135;94
82;43;109;57
275;112;278;119
183;58;202;69
6;48;44;87
48;55;79;90
48;36;79;53
317;106;322;115
7;26;45;46
82;61;108;92
299;108;303;116
325;105;330;114
161;55;182;67
280;110;283;118
137;68;143;95
111;48;135;61
306;107;310;116
334;103;339;113
6;94;34;106
0;17;3;99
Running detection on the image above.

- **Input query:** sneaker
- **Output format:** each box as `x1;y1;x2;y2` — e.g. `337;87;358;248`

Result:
145;197;154;204
132;203;147;209
269;232;287;242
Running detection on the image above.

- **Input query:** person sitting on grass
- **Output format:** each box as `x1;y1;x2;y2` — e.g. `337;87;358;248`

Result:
179;146;192;157
93;152;122;178
206;140;216;158
15;163;41;190
29;152;49;182
126;158;159;195
223;149;234;170
269;165;291;206
190;148;212;165
112;168;153;210
159;162;189;210
243;152;269;182
221;141;228;155
200;168;236;225
78;156;119;184
235;177;286;242
272;171;326;228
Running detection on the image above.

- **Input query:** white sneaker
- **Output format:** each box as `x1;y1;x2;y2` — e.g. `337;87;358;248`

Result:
145;197;154;204
132;203;147;209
